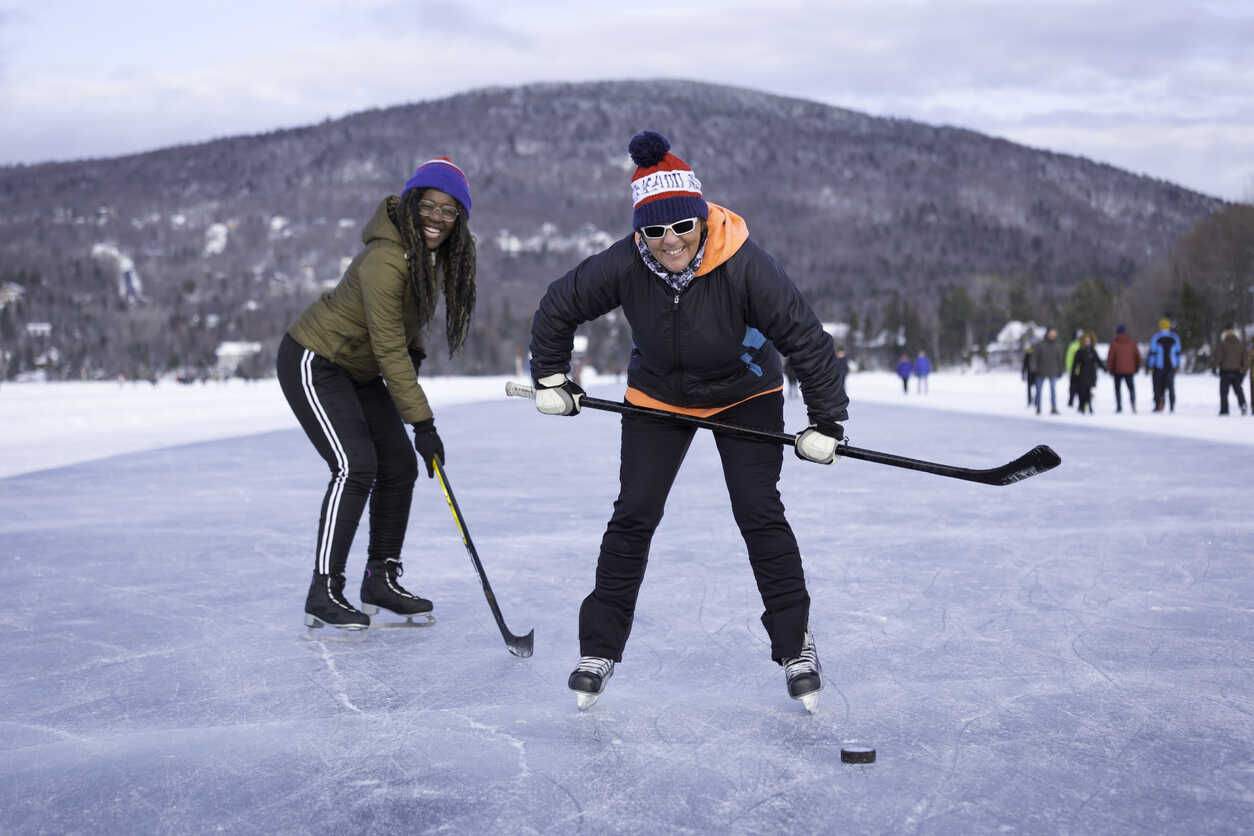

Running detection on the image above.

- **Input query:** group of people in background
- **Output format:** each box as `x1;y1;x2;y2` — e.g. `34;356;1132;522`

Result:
895;350;931;394
1023;318;1254;417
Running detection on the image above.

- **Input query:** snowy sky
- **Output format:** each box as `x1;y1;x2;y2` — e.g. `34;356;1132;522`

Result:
0;1;1252;201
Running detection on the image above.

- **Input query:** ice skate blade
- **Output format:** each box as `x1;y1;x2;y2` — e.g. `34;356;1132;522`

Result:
575;692;600;711
796;692;820;713
303;615;368;642
369;614;436;628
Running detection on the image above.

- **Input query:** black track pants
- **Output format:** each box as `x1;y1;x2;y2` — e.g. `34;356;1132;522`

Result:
1112;374;1135;411
276;334;418;576
579;391;810;664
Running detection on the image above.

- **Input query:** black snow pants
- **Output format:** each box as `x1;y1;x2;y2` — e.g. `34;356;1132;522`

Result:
276;334;418;577
578;390;811;665
1152;368;1176;411
1219;370;1248;414
1112;374;1136;411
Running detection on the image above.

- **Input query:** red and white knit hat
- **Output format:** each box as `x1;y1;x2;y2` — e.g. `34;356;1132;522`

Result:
628;131;708;230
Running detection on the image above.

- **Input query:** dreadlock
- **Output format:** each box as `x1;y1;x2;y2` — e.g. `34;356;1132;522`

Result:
392;189;477;354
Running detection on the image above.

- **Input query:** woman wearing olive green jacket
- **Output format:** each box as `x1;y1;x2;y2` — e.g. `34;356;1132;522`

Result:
276;157;477;633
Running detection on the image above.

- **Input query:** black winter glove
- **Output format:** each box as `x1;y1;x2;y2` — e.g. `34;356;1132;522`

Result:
409;347;426;377
412;419;445;478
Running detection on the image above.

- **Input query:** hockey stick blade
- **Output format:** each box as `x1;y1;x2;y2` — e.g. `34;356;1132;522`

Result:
434;460;534;657
505;381;1060;486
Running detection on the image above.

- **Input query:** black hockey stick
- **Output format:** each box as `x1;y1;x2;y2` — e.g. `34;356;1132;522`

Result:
433;459;534;657
505;381;1060;486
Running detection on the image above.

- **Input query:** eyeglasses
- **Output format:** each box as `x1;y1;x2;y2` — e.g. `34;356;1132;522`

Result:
417;200;459;222
640;217;699;239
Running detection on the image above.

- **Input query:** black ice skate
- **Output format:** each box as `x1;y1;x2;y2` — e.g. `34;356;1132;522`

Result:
360;559;435;628
568;656;614;710
783;631;823;713
304;572;369;638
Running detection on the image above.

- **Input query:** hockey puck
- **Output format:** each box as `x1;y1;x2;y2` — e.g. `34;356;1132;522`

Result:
840;745;876;764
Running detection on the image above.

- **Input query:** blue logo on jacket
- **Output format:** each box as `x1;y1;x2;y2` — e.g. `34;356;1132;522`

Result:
740;327;766;376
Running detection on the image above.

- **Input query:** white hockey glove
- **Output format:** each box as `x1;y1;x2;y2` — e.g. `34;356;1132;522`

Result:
794;422;845;465
534;373;585;416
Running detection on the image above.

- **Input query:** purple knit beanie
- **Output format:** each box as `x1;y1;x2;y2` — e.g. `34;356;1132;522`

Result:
403;157;471;217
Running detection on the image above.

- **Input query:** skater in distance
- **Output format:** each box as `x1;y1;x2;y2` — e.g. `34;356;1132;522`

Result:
528;130;849;712
276;157;477;634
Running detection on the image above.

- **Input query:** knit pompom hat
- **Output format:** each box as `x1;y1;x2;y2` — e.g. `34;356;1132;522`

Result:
403;157;471;217
628;131;708;230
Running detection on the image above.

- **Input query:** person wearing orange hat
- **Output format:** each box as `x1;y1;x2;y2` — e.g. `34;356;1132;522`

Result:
528;130;847;712
1146;318;1181;412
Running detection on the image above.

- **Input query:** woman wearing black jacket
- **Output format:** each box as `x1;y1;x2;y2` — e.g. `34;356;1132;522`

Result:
1073;330;1106;414
528;131;848;712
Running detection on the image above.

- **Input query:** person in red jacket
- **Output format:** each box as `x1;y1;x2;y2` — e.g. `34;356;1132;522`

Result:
1105;324;1141;413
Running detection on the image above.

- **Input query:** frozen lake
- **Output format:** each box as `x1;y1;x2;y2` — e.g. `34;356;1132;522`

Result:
2;379;1252;833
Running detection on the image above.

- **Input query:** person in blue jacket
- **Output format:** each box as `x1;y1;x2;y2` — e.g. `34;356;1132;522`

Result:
913;350;931;394
1146;318;1182;412
896;353;912;393
528;131;848;713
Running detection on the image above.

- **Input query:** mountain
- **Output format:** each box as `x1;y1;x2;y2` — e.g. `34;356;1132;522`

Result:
0;79;1225;379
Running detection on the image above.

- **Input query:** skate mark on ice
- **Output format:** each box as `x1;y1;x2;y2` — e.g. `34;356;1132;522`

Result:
308;641;362;714
1069;629;1121;689
450;710;532;780
907;693;1031;829
1;720;94;747
535;771;584;829
830;681;852;725
729;791;788;831
1071;716;1149;823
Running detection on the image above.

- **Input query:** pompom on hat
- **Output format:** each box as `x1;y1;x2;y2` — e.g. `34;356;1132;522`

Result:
628;131;708;230
403;157;471;217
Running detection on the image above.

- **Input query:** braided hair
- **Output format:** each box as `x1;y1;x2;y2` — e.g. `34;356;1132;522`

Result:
392;188;477;354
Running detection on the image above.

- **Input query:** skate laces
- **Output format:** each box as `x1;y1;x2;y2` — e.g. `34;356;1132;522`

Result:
575;656;613;677
784;635;819;677
325;575;357;611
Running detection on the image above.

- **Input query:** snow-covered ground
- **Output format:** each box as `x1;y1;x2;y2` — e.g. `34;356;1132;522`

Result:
1;369;1249;479
2;370;1252;833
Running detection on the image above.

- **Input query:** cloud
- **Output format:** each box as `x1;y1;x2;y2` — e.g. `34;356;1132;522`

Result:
0;0;1250;199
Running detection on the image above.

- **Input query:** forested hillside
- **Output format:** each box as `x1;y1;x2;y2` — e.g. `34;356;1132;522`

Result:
0;79;1228;380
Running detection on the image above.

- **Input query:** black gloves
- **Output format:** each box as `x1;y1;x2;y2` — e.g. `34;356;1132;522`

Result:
412;419;445;478
409;347;426;377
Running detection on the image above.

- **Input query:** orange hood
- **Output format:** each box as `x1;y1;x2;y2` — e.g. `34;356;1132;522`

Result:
695;203;749;276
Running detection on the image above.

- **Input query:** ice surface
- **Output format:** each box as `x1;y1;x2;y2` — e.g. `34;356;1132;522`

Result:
1;374;1252;833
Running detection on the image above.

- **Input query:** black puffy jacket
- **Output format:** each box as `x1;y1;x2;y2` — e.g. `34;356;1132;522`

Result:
529;204;848;426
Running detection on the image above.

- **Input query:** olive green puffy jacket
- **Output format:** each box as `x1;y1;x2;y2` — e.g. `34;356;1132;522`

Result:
288;197;433;423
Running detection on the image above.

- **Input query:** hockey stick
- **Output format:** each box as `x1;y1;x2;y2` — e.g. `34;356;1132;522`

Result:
505;381;1060;486
432;459;534;657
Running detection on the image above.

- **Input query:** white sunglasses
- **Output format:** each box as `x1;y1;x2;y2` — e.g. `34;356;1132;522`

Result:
640;217;700;239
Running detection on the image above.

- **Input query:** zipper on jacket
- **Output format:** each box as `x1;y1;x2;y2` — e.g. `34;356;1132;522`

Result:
672;293;681;370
